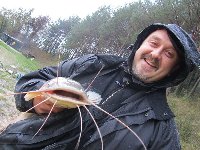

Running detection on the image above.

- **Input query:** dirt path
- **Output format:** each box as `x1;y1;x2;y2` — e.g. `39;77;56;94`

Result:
0;76;20;130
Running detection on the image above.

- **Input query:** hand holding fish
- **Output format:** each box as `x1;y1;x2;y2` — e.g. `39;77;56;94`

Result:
33;94;64;114
24;77;95;114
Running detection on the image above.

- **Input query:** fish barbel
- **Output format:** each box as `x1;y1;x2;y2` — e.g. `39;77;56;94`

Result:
20;77;147;150
24;77;101;108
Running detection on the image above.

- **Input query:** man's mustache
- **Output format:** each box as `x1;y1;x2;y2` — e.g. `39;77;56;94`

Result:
142;54;159;68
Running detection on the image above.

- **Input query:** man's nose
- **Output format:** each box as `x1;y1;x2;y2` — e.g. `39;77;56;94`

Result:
150;48;162;58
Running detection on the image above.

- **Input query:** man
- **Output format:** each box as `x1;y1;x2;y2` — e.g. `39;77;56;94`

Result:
0;23;199;149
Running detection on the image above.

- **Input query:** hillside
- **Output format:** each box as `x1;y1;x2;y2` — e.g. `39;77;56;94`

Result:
0;41;56;130
20;46;59;68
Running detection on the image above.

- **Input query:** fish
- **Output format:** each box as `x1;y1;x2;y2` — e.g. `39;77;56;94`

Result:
4;77;146;150
23;77;104;149
24;77;102;109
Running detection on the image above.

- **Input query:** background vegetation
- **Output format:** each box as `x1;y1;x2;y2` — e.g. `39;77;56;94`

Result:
0;0;199;97
0;0;199;149
168;95;200;150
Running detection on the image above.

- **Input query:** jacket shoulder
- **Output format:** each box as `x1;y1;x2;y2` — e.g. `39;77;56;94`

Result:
60;54;125;77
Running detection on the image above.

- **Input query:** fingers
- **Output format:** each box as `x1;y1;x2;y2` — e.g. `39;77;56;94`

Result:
33;95;64;114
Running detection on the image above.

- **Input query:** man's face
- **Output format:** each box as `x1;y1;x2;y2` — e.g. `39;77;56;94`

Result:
132;29;180;83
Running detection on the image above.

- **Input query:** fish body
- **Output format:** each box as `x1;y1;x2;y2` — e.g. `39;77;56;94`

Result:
24;77;101;108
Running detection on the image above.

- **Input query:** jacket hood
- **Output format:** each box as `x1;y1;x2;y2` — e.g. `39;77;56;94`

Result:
128;23;200;89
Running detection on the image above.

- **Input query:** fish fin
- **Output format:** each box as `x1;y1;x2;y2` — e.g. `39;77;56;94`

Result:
86;91;102;104
24;92;42;101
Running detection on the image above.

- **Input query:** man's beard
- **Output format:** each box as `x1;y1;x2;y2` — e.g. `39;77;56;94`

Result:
132;54;159;83
132;65;150;82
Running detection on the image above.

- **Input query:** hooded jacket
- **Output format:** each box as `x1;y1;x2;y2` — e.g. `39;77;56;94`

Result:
0;23;199;150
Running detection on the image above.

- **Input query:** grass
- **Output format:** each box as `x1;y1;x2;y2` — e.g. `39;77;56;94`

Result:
0;40;41;129
0;71;15;91
0;40;40;72
168;95;200;150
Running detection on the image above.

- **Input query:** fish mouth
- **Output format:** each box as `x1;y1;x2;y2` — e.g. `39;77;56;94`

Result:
48;90;82;101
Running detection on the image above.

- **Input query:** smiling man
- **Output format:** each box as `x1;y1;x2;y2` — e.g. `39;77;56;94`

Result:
132;29;180;83
0;23;200;150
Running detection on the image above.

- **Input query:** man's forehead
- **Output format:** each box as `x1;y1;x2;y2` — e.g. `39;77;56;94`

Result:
146;29;168;39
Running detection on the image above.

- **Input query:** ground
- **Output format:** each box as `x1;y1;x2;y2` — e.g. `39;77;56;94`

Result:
0;76;20;130
0;45;57;131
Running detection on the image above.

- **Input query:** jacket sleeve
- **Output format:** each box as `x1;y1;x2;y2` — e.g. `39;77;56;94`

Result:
14;57;79;112
14;66;58;112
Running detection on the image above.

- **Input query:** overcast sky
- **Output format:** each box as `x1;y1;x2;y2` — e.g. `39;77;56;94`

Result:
1;0;138;20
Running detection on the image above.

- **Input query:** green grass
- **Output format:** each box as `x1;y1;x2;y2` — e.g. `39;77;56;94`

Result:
168;95;200;150
0;40;40;72
0;71;15;90
0;40;41;129
0;40;41;103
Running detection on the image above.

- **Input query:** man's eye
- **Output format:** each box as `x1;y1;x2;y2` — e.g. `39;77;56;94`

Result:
149;41;158;47
165;50;174;58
